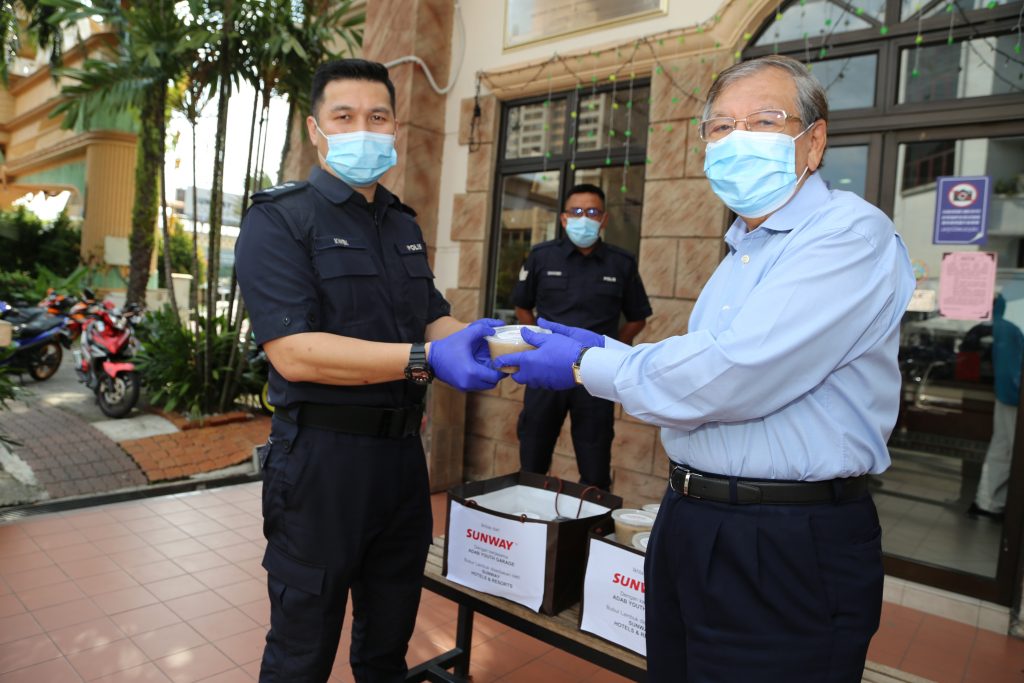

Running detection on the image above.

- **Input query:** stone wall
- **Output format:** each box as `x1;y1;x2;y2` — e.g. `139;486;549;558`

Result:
448;50;736;507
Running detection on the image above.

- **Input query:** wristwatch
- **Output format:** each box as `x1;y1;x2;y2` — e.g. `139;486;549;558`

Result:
572;346;590;385
405;342;434;385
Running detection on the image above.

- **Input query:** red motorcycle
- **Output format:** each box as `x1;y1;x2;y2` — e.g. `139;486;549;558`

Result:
74;301;143;418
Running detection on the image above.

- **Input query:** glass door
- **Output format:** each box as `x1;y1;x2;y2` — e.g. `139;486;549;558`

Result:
878;128;1024;602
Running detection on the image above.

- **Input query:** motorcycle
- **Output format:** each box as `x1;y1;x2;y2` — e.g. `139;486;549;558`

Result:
39;287;99;347
0;300;67;381
75;300;143;418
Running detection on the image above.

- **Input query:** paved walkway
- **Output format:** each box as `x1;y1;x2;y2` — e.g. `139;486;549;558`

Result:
0;404;147;500
0;485;1021;682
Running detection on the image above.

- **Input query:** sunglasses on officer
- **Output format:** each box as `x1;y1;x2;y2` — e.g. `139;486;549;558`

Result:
563;207;605;219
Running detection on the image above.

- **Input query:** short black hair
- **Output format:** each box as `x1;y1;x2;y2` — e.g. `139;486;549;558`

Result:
564;183;606;208
310;59;396;119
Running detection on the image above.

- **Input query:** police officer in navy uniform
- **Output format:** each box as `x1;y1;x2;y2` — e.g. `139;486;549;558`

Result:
512;184;652;490
235;59;505;683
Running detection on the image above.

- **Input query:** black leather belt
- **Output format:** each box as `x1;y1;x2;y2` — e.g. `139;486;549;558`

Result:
278;402;424;439
669;465;869;505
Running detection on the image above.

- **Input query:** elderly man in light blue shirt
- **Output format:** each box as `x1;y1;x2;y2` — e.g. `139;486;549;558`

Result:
496;54;915;682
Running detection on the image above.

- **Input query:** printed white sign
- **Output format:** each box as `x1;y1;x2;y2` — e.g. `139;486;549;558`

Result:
446;500;549;612
579;538;647;655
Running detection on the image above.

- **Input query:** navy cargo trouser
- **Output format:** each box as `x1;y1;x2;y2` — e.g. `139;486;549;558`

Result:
644;485;883;682
258;416;432;683
518;385;615;490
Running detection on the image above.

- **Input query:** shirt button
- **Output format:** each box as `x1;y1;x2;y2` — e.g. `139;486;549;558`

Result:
282;316;291;326
741;255;750;264
722;305;730;311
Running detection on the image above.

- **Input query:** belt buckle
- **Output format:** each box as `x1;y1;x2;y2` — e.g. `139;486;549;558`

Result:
683;471;702;499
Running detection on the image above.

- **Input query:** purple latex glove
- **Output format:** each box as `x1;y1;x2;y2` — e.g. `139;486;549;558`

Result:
493;327;583;390
536;317;605;348
430;318;506;392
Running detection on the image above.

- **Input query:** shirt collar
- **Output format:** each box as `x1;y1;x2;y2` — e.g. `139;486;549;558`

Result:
559;237;606;260
723;172;829;252
308;167;396;221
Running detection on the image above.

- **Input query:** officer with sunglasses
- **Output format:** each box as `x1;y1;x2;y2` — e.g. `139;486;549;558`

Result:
511;183;652;491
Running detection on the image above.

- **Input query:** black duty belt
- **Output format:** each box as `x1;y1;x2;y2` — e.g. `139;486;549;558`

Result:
669;465;870;505
279;402;424;439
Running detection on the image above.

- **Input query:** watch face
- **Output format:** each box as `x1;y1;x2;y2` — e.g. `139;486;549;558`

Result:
406;366;433;385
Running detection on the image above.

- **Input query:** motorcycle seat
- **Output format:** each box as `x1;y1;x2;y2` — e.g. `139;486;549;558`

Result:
18;315;65;338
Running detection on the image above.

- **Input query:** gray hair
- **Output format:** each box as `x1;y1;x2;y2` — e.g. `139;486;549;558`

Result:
702;55;829;129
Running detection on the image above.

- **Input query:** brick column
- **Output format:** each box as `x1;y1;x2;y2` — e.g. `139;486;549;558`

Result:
363;0;460;491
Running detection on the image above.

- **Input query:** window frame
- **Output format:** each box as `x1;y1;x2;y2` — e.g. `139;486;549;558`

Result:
486;79;652;318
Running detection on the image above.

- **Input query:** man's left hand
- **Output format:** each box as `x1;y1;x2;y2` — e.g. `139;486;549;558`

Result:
493;327;582;391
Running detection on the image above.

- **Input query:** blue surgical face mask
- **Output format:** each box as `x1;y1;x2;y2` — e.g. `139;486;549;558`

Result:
565;216;601;248
703;126;812;219
315;122;397;187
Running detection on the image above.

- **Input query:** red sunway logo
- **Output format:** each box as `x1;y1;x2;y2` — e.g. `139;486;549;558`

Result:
613;572;645;593
466;528;515;550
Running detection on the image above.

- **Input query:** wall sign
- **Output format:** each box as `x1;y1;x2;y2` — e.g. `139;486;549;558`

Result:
504;0;667;50
938;251;997;321
932;176;991;245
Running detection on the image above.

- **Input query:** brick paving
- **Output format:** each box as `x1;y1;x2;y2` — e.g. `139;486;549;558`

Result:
121;415;271;482
0;404;147;499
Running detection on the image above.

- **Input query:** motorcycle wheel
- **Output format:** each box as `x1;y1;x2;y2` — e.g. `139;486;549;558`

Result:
28;341;62;381
260;381;275;414
97;371;140;418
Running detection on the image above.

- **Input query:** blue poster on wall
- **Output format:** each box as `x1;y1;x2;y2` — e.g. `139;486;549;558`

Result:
932;176;991;245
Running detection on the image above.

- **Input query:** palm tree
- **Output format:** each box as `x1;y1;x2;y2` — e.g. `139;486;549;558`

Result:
50;0;214;310
1;0;63;85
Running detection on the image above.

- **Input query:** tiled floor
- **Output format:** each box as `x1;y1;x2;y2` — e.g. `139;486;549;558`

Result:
0;483;1022;683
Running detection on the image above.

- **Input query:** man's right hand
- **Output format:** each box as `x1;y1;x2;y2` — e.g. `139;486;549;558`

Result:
429;319;506;392
537;317;605;348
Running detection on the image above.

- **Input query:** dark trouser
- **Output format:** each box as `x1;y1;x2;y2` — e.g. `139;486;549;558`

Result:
645;484;883;683
518;385;615;490
258;417;432;683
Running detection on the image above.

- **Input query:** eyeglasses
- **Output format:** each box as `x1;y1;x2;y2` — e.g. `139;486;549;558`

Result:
564;207;604;219
698;109;801;142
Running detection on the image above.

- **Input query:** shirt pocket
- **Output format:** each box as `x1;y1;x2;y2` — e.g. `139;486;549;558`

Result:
313;236;379;326
395;242;433;321
594;274;624;301
539;271;568;292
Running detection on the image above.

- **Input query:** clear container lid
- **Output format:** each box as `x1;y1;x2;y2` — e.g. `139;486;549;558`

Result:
641;503;661;515
611;509;656;526
632;531;651;551
484;324;551;343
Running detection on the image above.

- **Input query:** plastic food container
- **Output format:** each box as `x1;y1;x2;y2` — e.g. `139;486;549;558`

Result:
641;503;660;515
632;531;651;552
485;325;551;373
611;509;655;546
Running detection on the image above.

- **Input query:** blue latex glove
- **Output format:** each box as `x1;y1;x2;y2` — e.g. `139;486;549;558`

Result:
430;318;506;392
536;317;605;348
493;327;583;391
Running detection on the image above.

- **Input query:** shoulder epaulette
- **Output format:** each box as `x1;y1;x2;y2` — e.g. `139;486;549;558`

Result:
604;242;637;261
531;239;560;253
251;181;309;203
390;195;418;217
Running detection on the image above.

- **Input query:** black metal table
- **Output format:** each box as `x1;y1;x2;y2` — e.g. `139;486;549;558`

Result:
407;536;646;682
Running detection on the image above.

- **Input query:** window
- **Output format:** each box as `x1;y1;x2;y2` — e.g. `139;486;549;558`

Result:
489;83;650;321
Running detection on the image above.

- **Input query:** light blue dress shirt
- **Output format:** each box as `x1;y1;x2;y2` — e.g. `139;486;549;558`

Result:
582;173;916;481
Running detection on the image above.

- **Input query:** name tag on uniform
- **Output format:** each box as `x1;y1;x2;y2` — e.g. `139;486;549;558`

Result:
403;243;425;253
332;237;350;247
546;270;563;277
602;276;617;283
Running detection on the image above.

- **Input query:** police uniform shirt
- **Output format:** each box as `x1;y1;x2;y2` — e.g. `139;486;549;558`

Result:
511;238;652;339
234;167;450;410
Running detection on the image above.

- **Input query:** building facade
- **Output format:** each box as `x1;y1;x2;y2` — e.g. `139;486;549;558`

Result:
357;0;1024;631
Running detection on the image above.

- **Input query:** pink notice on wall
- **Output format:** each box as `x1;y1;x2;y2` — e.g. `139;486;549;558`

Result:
938;251;997;321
